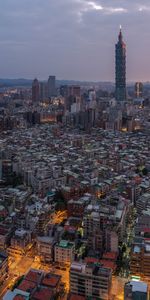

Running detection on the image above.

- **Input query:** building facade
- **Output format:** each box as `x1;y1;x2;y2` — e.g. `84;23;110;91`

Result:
0;251;8;286
70;262;112;300
32;78;40;102
47;76;56;98
54;240;75;264
135;82;143;98
130;238;150;278
37;236;55;263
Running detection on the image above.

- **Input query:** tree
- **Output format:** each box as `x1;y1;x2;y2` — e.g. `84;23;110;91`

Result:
142;167;148;176
54;190;67;211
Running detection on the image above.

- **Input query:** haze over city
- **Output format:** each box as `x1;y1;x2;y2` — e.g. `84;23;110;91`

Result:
1;0;150;81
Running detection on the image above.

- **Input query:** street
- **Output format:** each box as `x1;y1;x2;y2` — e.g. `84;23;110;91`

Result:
111;276;128;300
0;253;69;300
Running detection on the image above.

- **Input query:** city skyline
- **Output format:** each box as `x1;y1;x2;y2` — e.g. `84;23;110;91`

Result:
1;0;150;81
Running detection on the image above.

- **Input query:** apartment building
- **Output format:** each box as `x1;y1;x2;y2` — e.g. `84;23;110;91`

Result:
54;240;75;264
130;238;150;278
8;229;31;256
70;262;112;300
37;236;55;262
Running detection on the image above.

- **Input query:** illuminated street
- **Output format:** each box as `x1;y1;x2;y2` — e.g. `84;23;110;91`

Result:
0;206;146;300
0;252;70;300
111;276;128;300
0;210;68;299
0;250;129;300
51;210;67;224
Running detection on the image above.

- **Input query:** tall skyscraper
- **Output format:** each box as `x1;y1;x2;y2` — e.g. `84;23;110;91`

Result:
115;27;126;102
47;76;56;98
40;82;47;101
135;82;143;98
32;78;40;102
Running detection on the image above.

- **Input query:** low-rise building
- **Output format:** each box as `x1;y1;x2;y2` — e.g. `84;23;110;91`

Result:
8;229;31;256
41;273;61;294
17;269;44;297
37;236;55;263
3;289;30;300
32;286;54;300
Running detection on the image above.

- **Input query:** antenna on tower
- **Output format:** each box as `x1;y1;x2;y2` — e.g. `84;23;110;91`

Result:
118;25;123;41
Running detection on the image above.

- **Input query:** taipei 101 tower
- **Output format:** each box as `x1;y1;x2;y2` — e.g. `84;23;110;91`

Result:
115;26;126;102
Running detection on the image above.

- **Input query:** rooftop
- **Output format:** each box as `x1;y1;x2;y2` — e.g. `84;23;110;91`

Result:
42;274;61;288
69;294;86;300
17;279;37;293
126;281;148;293
24;269;43;284
32;287;53;300
57;240;74;249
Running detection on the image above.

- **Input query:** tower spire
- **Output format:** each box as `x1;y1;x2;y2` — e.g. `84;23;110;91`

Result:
119;25;123;42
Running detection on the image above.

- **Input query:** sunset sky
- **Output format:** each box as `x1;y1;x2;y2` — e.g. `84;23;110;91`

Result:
1;0;150;81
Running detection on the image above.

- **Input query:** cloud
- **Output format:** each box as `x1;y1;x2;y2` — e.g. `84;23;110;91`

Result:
138;5;150;12
87;1;103;11
105;7;127;14
76;0;127;23
77;0;127;15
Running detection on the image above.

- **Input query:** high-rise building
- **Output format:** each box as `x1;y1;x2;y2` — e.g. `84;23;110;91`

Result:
68;86;81;97
135;82;143;98
65;86;81;112
70;262;112;300
130;238;150;278
40;82;47;101
32;78;40;102
47;76;56;98
115;27;126;102
60;85;81;98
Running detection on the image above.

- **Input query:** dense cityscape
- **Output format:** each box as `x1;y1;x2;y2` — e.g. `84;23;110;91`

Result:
0;9;150;300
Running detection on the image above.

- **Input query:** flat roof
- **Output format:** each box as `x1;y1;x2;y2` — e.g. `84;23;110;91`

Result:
128;281;148;293
58;240;74;249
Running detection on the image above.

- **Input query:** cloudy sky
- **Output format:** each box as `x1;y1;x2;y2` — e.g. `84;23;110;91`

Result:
0;0;150;81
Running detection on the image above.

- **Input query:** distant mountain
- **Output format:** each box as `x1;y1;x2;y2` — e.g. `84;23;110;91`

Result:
0;78;115;89
0;78;149;89
0;78;32;88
